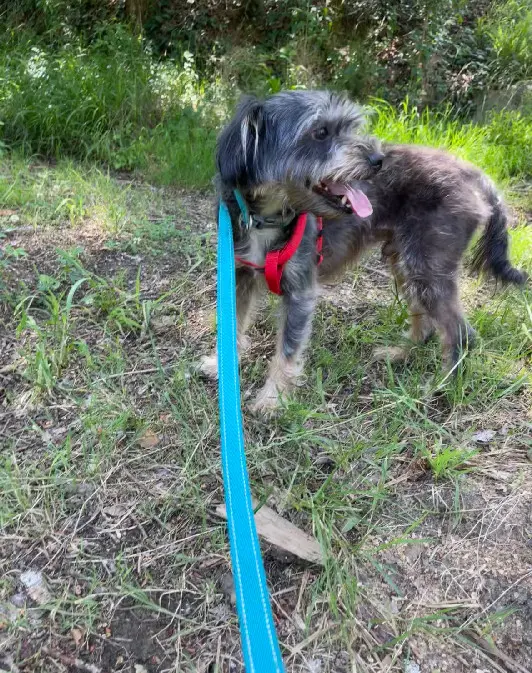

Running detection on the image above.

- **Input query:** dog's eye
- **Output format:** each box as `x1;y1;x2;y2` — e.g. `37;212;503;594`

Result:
313;127;329;141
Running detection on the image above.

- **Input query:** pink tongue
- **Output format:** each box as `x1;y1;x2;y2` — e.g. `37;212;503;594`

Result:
345;186;372;218
326;183;372;218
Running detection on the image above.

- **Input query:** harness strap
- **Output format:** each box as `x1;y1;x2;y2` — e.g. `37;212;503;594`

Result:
236;212;323;296
316;216;323;265
263;212;308;295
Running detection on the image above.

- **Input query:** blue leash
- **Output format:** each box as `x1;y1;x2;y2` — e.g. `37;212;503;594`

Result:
217;197;285;673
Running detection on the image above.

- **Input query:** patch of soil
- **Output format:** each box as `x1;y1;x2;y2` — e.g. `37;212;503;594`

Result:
2;179;531;673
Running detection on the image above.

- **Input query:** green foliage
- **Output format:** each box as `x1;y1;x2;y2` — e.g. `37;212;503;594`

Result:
14;245;157;396
0;27;225;186
370;102;532;182
484;0;532;83
0;1;531;186
422;443;477;480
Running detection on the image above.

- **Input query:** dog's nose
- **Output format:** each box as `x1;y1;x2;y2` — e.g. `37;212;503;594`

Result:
367;152;384;170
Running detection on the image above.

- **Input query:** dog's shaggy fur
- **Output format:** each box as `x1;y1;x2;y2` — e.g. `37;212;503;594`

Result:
201;91;526;412
322;144;527;367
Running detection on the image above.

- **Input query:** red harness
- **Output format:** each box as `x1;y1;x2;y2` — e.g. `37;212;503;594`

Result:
235;213;323;295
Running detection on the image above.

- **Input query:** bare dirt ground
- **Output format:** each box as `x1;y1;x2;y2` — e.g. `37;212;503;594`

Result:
0;170;531;673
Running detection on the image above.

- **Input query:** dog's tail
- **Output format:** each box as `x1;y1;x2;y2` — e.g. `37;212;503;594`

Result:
470;185;527;286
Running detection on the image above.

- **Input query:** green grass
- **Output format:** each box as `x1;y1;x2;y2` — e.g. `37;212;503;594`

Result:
485;0;532;83
0;28;225;188
0;6;531;667
0;19;531;664
370;101;532;184
1;24;532;192
2;156;529;671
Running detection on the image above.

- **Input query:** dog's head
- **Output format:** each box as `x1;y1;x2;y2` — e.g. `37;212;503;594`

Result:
217;90;383;219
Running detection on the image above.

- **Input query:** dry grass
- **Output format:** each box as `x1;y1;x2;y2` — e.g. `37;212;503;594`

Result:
0;159;531;673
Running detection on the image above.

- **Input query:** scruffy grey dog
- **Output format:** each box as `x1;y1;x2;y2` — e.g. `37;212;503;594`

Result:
201;91;526;412
329;144;526;366
200;90;384;412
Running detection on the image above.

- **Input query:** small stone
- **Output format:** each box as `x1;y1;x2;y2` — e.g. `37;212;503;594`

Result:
219;572;236;605
10;593;26;608
471;429;496;443
103;503;129;518
20;570;52;605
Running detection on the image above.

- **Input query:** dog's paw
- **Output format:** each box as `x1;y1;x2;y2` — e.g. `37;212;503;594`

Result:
372;345;409;363
249;382;282;416
198;354;219;379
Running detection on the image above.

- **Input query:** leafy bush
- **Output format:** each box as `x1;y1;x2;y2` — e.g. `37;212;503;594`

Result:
0;26;229;185
0;1;531;188
370;101;532;182
0;27;153;158
484;0;532;84
4;0;530;109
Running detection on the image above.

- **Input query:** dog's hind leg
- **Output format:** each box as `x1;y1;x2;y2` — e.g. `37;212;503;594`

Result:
407;276;475;372
373;250;435;362
251;289;316;414
200;267;259;379
428;291;476;372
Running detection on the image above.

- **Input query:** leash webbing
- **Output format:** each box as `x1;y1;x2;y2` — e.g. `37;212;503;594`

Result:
216;199;285;673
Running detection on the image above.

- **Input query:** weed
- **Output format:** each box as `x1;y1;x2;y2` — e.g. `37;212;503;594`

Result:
15;278;89;394
422;442;478;480
370;101;532;183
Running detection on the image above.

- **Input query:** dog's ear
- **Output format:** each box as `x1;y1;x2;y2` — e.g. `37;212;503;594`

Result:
217;96;264;188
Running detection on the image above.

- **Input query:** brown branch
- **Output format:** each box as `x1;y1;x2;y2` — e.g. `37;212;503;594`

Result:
41;648;101;673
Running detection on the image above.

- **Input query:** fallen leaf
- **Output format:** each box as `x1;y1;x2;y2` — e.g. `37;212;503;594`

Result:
138;429;160;448
0;209;18;217
103;503;129;518
71;627;83;646
20;570;52;605
472;429;496;443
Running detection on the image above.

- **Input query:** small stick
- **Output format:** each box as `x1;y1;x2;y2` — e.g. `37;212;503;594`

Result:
41;648;101;673
215;502;324;565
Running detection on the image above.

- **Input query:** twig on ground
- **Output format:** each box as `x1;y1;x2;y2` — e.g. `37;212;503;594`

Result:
41;648;101;673
459;632;529;673
92;364;178;383
286;622;334;659
361;264;392;279
215;502;324;565
458;569;532;633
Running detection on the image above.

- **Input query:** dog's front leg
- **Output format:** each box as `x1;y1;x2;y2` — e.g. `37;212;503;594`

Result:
251;288;316;414
200;267;258;379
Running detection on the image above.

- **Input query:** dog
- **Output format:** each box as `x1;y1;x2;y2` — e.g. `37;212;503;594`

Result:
201;90;526;412
320;143;527;368
200;90;384;411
